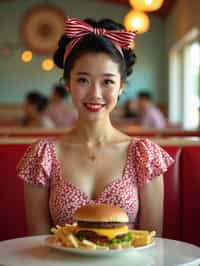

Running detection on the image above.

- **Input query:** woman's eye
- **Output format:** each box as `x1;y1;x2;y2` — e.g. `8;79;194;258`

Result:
77;77;88;84
104;79;115;85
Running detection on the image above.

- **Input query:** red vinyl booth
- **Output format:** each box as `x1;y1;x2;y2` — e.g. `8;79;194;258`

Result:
161;146;182;240
181;147;200;246
0;144;28;240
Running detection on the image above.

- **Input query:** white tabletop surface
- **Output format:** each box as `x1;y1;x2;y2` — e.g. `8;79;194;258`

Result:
0;235;199;266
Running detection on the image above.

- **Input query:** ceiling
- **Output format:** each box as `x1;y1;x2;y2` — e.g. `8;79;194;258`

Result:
100;0;176;19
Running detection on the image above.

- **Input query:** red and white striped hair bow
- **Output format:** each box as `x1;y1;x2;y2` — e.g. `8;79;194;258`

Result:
63;16;136;65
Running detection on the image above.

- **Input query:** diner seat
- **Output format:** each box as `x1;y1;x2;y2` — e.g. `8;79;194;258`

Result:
0;143;28;241
181;146;200;246
162;146;181;240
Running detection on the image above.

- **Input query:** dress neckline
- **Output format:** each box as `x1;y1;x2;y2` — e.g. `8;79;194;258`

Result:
50;138;137;201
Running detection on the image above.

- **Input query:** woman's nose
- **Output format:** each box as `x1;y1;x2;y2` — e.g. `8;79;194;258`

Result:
89;82;102;98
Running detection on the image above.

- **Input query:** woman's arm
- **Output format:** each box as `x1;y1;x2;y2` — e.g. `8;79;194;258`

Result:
138;175;164;237
24;182;52;235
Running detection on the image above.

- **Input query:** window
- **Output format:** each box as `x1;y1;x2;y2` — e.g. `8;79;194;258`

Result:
169;28;200;129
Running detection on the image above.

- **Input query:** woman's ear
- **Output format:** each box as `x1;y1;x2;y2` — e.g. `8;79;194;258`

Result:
119;84;124;96
117;85;124;101
65;82;70;94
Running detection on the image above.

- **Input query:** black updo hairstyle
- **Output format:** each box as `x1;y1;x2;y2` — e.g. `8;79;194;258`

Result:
53;18;136;83
26;91;48;112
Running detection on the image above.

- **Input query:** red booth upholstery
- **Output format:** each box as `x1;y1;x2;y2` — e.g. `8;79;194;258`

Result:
181;147;200;246
162;146;182;240
0;144;28;240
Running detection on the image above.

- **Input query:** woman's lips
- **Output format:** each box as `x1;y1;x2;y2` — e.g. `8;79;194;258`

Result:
84;103;105;112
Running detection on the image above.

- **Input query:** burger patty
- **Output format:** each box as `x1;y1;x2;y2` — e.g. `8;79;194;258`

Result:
75;230;108;243
77;221;127;228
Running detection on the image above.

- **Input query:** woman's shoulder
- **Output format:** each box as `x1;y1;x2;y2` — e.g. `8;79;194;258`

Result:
128;137;167;163
17;137;56;187
31;137;56;149
131;137;160;151
21;137;58;162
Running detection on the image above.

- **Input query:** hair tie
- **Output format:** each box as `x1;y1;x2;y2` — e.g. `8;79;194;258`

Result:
63;16;136;66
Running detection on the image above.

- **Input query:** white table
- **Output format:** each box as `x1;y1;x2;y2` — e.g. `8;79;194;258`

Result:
0;235;199;266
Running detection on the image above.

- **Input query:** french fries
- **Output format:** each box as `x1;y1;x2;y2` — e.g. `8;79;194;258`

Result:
81;240;97;250
49;224;156;250
68;234;79;248
130;230;156;247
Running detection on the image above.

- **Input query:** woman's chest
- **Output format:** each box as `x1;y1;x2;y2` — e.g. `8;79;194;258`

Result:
55;142;132;199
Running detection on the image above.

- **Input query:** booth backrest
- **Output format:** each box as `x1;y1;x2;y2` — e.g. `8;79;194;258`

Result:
0;144;28;240
161;146;182;240
0;128;69;138
0;138;200;246
0;127;200;139
181;147;200;246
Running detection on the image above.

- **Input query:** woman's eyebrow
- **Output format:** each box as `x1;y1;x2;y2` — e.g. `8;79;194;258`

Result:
102;73;117;77
76;72;89;75
75;72;117;76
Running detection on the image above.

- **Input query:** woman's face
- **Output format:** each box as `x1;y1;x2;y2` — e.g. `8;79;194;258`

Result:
68;53;123;122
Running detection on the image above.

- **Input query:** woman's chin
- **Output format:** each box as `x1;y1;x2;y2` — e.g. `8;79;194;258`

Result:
80;112;106;122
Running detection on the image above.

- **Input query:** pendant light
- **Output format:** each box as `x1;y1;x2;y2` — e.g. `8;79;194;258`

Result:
124;9;150;34
129;0;164;12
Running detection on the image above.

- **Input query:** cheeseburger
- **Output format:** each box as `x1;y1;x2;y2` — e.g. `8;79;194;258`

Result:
73;204;133;247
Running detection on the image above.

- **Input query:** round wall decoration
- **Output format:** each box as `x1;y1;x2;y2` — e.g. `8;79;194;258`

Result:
21;5;65;54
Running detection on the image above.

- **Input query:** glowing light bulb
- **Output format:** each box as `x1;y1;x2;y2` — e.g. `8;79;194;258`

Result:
129;0;164;12
21;50;32;62
124;10;150;34
41;58;54;71
145;0;153;6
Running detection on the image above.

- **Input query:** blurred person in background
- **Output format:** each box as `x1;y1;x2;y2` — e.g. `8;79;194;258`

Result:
21;91;55;128
45;84;77;128
124;99;138;119
137;91;166;129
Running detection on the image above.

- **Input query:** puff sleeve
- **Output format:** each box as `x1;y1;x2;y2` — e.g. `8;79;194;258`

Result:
134;138;174;186
17;139;54;188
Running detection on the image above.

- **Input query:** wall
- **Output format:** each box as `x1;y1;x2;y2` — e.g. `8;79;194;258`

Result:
0;0;165;104
165;0;200;49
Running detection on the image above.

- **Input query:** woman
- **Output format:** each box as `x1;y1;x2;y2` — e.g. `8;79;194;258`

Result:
17;17;173;237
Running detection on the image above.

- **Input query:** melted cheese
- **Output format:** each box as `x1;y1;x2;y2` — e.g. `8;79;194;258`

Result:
76;226;128;240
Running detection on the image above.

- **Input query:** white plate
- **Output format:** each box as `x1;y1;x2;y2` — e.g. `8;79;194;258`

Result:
44;236;155;256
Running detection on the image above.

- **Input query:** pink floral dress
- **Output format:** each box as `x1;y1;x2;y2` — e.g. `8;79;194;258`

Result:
17;138;174;228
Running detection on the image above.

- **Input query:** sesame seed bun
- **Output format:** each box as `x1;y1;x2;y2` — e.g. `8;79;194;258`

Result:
74;204;128;223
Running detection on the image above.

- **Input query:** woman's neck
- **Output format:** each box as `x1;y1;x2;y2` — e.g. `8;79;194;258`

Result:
72;117;116;145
